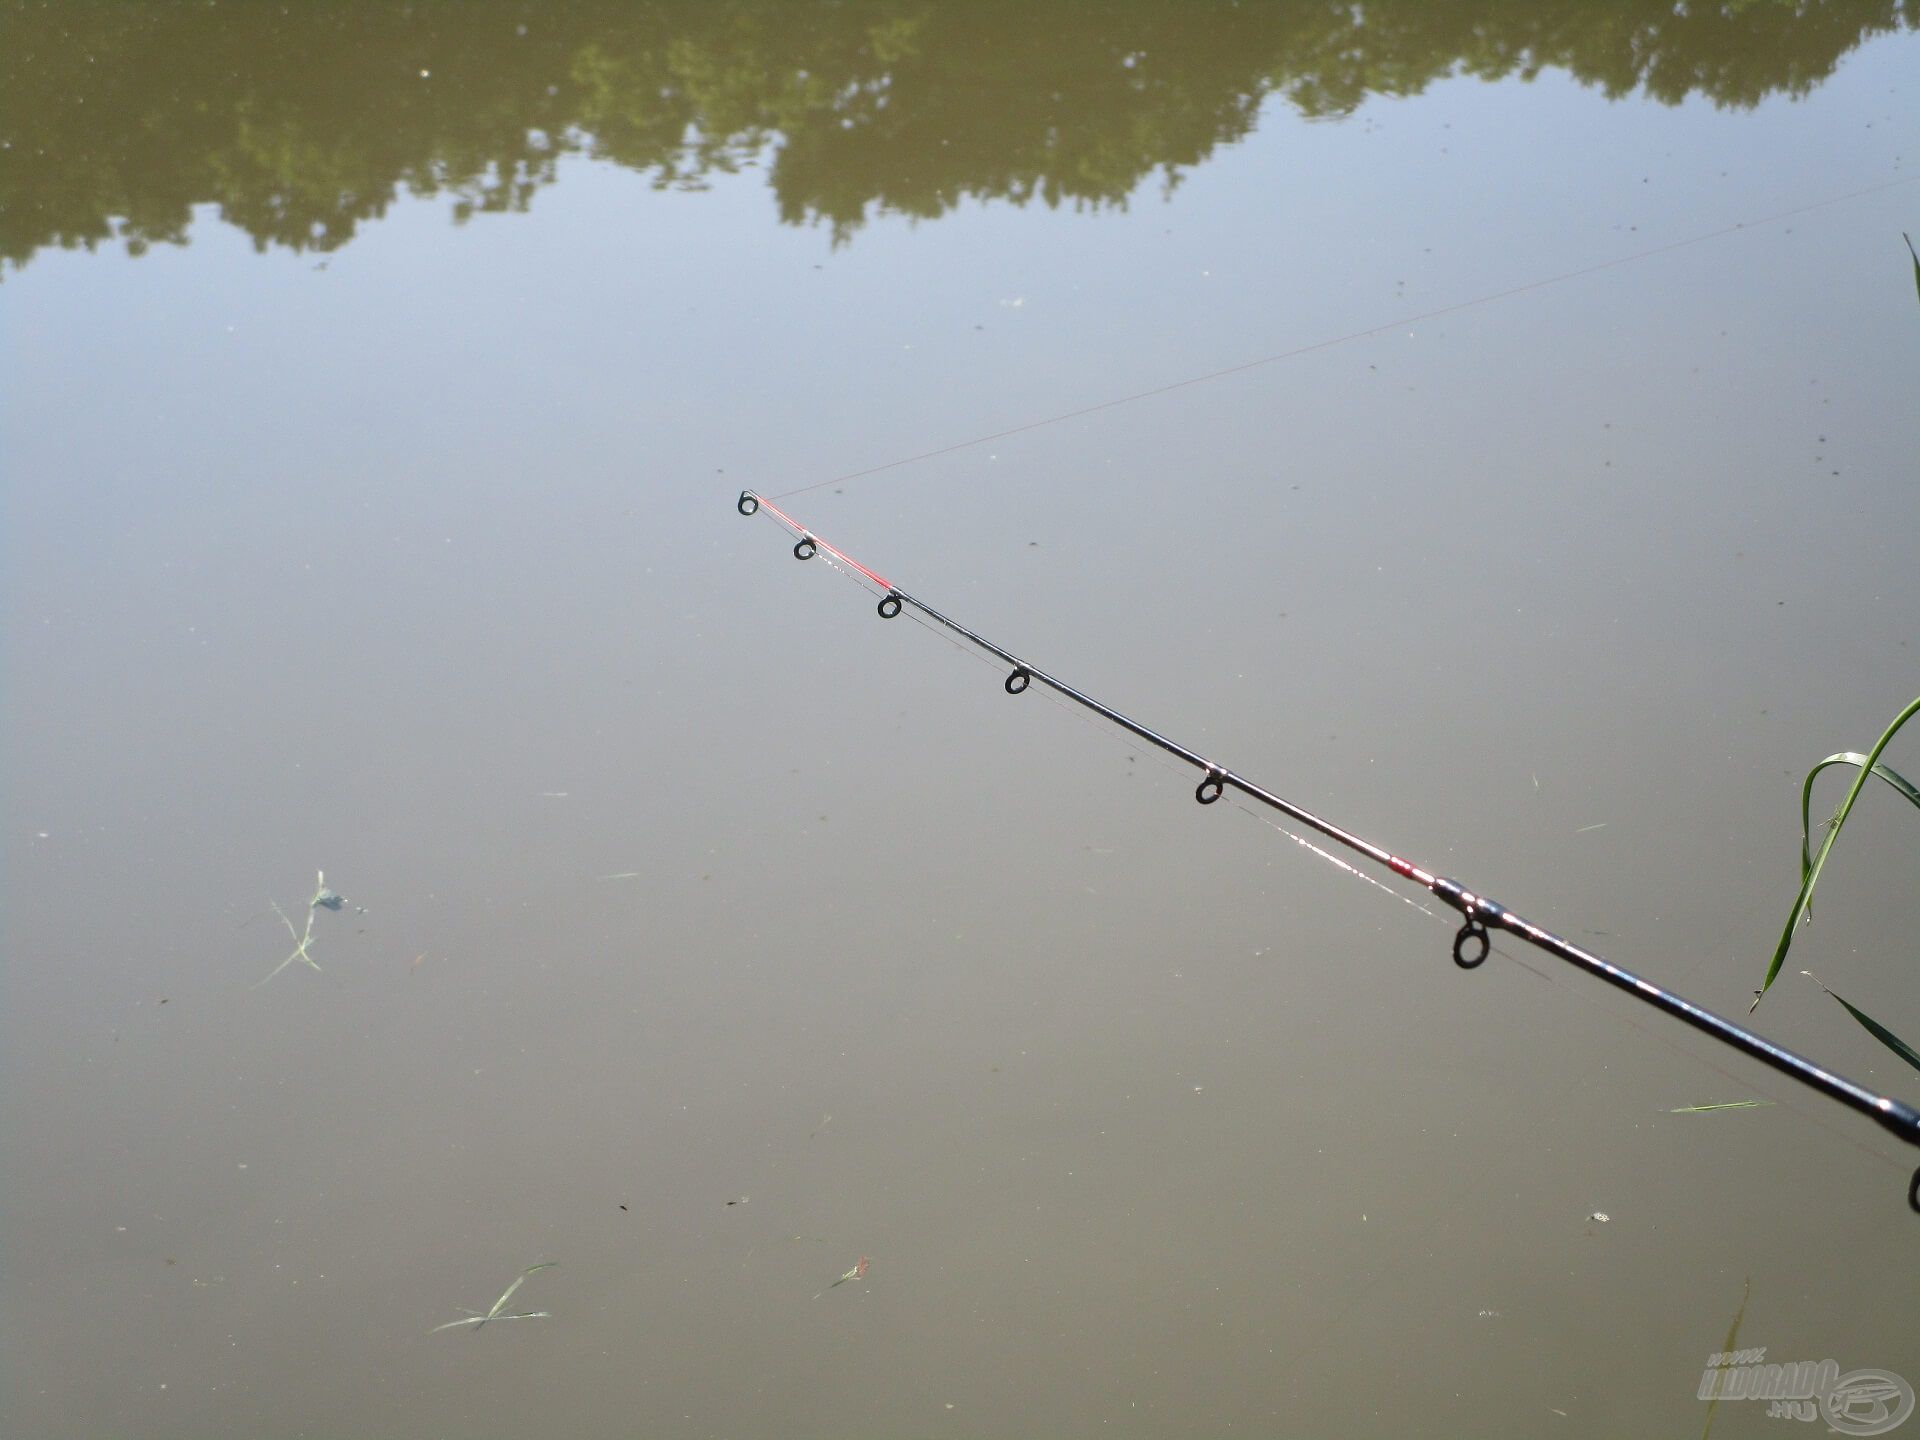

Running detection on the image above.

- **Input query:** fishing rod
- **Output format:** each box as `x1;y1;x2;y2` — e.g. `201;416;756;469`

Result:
736;490;1920;1212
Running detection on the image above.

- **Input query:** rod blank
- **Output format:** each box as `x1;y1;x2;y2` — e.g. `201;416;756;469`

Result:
739;490;1920;1211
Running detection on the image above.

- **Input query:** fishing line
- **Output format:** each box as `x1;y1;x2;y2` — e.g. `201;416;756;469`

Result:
766;172;1920;503
737;490;1920;1212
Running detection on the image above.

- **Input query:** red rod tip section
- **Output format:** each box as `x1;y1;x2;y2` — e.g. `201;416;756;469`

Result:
751;497;892;591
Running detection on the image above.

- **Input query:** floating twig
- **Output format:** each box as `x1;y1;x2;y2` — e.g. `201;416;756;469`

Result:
830;1256;869;1288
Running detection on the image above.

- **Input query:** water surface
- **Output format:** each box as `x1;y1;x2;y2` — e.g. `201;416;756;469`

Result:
5;4;1920;1436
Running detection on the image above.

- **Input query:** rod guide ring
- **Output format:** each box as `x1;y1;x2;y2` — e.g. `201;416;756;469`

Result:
1910;1166;1920;1216
736;491;759;516
793;535;817;561
1195;771;1226;805
878;593;903;619
1453;920;1490;969
1005;667;1031;695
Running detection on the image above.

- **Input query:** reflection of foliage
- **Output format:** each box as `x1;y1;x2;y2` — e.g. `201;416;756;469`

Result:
2;0;1914;271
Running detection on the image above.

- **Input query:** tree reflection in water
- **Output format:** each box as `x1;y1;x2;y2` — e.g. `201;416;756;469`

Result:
2;0;1911;271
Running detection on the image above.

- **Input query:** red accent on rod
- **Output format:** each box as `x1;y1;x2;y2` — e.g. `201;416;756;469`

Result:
756;497;894;591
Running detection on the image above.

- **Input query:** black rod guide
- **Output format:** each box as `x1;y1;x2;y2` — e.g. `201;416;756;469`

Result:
737;490;1920;1212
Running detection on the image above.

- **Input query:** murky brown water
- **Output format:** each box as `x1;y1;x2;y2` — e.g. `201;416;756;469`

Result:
6;4;1920;1436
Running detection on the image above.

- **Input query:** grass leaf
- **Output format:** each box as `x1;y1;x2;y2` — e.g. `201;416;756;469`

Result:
1799;753;1920;880
1908;232;1920;307
1803;972;1920;1075
433;1263;558;1335
1754;695;1920;1010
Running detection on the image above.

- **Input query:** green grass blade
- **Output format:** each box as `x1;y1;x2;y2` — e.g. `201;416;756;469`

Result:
488;1276;527;1318
442;1264;557;1333
1799;753;1920;879
1804;972;1920;1075
487;1263;554;1319
1908;233;1920;307
1755;694;1920;1010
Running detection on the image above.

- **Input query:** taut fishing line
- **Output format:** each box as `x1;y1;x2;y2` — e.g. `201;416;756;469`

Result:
736;491;1920;1211
767;173;1919;504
